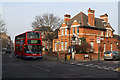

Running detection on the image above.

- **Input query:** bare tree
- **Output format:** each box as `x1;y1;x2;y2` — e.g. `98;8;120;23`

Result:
0;14;7;33
32;13;63;52
32;13;63;31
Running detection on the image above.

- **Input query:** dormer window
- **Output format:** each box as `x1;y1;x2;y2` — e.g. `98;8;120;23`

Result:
101;31;103;36
73;27;75;34
65;28;67;35
109;30;111;37
106;30;108;37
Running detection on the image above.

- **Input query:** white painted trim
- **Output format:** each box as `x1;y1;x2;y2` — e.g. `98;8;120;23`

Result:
74;20;77;22
63;22;66;24
59;33;99;36
94;51;98;53
87;22;91;26
106;28;113;31
60;24;80;29
71;25;80;27
102;20;106;23
60;26;68;29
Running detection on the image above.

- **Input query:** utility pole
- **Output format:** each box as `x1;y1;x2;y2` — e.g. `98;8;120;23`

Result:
98;28;100;60
67;24;71;54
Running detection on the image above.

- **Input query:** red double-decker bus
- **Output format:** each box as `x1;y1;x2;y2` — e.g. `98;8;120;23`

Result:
14;31;42;59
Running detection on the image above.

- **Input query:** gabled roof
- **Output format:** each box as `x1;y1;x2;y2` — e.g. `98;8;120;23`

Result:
65;11;112;30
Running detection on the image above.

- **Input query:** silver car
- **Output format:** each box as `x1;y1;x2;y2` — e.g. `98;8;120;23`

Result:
104;51;120;61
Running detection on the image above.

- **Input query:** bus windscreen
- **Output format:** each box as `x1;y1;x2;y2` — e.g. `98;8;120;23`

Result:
27;32;40;39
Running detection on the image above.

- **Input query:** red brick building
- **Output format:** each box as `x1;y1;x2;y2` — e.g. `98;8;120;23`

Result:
52;8;120;59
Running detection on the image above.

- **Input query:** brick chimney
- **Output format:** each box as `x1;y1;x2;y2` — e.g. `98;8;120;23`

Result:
100;14;108;23
88;8;95;26
64;14;71;23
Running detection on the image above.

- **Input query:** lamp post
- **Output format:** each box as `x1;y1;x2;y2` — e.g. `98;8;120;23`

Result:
71;35;76;59
67;24;71;54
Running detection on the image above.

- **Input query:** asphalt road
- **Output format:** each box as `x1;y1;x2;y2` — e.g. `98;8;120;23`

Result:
2;52;120;79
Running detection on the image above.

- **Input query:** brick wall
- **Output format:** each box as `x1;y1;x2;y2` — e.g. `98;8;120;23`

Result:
74;53;103;60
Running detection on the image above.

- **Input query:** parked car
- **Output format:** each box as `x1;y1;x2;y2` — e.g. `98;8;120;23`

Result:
104;51;120;61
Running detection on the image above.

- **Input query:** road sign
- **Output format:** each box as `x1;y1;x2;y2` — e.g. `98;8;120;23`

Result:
97;37;100;43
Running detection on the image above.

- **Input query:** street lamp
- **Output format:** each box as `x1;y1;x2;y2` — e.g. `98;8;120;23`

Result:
66;23;71;54
71;35;76;59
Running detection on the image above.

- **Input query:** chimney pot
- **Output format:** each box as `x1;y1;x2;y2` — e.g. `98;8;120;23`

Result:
100;14;108;23
64;14;71;23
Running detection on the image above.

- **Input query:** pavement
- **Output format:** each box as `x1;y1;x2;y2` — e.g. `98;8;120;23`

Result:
43;54;104;63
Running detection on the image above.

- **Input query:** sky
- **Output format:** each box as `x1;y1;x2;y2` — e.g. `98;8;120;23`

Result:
1;1;119;42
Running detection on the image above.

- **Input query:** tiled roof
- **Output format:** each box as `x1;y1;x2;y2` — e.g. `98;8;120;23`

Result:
66;12;112;30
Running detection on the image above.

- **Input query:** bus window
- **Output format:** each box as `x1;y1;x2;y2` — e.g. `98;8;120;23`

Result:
27;32;40;39
24;45;42;53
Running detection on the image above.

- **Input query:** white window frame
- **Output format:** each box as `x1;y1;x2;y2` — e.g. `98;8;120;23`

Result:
101;31;103;36
65;28;67;35
117;42;118;46
106;31;108;37
65;41;67;50
73;27;75;34
90;42;94;49
79;39;81;45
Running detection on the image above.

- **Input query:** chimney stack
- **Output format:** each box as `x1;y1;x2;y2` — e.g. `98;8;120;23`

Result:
64;14;71;23
100;14;108;23
88;8;95;26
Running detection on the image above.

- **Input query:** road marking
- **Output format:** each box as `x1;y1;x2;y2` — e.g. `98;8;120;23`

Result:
97;66;103;69
76;63;83;66
108;67;114;70
94;65;99;67
89;64;93;65
32;65;50;72
85;65;90;67
70;63;75;65
104;67;110;71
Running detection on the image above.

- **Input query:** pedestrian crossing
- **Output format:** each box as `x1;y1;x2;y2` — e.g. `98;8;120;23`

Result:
68;62;119;72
